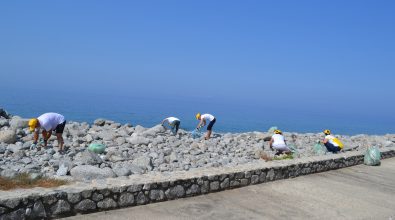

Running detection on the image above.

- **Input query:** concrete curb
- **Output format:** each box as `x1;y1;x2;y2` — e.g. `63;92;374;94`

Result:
1;147;395;220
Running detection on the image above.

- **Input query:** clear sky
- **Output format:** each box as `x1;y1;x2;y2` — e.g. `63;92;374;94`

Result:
1;0;394;118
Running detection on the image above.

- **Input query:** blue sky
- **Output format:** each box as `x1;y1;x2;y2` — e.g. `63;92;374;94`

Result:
1;0;394;118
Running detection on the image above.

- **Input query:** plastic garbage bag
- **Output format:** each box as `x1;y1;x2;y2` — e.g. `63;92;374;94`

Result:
364;146;381;166
88;143;106;154
313;143;326;155
191;129;203;139
268;126;278;133
288;144;299;157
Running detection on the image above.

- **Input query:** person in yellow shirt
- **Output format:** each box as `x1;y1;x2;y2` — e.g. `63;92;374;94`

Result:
321;129;343;153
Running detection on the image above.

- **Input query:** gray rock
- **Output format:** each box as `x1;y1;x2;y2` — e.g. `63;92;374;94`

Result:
149;189;165;201
94;118;106;126
169;152;178;162
1;208;25;220
0;145;6;154
74;199;96;212
0;130;17;144
92;193;104;202
97;198;117;209
51;200;71;215
142;124;166;137
56;164;69;176
0;118;9;127
134;125;146;133
119;193;134;207
132;156;152;171
10;116;29;129
136;192;147;205
70;165;116;180
210;181;220;191
2;198;20;208
0;108;10;119
165;185;185;199
67;193;81;204
21;157;32;164
126;135;150;145
112;165;131;177
74;150;103;165
1;169;17;178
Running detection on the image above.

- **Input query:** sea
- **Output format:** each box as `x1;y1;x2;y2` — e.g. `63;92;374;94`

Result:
1;88;394;136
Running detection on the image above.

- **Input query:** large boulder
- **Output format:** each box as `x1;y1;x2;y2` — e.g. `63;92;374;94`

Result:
0;118;9;127
0;130;17;144
93;118;106;126
126;135;150;145
10;116;29;129
132;156;153;171
142;125;166;137
73;150;103;165
70;165;116;180
0;108;10;119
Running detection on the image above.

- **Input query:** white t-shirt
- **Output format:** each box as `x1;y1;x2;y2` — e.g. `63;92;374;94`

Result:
37;113;65;131
164;117;180;124
201;114;215;121
325;135;339;147
272;134;287;148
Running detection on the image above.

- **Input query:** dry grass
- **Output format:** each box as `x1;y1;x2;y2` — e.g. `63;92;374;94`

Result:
0;173;68;191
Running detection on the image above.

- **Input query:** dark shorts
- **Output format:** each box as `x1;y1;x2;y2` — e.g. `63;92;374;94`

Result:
324;142;341;153
173;120;180;133
207;118;216;131
55;121;66;134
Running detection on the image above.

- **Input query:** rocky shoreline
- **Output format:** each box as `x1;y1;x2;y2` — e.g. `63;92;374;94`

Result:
0;108;394;182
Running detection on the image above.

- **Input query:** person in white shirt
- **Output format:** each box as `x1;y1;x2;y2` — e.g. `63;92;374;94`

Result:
196;113;216;140
28;113;66;152
269;129;291;155
161;117;181;134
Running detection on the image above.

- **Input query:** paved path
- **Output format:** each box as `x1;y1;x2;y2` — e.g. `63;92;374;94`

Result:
64;158;395;220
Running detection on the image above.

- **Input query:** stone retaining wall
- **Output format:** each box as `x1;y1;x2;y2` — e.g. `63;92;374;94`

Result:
1;147;395;220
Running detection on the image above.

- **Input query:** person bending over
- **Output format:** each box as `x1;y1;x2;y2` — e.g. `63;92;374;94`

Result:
196;113;216;140
162;117;181;134
29;112;66;152
321;129;343;153
269;129;291;155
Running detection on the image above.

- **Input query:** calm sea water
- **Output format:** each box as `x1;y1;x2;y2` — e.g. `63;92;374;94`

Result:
1;88;394;135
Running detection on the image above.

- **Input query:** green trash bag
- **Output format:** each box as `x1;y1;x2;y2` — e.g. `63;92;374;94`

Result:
313;143;326;155
288;144;299;157
364;146;381;166
88;143;106;154
268;126;278;133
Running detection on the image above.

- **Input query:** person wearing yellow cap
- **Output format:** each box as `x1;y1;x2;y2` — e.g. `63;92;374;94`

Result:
269;129;291;155
321;129;343;153
28;113;66;152
196;113;216;140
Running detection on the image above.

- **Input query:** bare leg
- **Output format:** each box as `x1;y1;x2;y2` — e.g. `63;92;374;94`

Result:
56;133;64;151
205;130;212;140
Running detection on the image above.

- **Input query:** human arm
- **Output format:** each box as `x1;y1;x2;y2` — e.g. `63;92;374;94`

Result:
33;130;39;144
269;138;274;149
42;130;52;146
197;119;206;130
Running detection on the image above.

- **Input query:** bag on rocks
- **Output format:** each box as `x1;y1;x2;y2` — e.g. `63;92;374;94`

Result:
364;146;381;166
313;143;326;155
288;144;299;157
268;126;278;133
191;129;203;139
88;143;106;154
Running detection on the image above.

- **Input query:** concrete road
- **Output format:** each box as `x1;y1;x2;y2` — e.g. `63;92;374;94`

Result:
64;158;395;220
